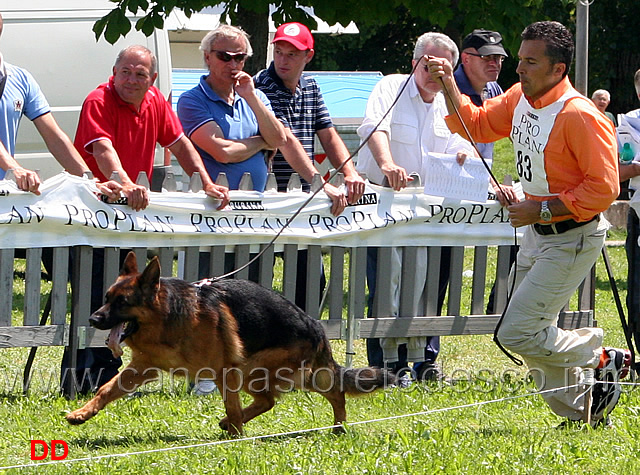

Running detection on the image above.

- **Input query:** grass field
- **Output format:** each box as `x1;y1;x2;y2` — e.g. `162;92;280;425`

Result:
0;242;637;474
1;139;638;473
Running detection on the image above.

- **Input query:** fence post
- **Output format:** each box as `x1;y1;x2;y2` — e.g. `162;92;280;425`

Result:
64;245;93;399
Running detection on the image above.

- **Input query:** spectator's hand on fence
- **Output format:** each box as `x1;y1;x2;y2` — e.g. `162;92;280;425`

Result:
492;181;518;207
122;183;149;211
381;163;413;191
455;152;468;166
204;183;230;210
12;167;41;195
323;182;348;216
95;180;123;201
344;173;365;205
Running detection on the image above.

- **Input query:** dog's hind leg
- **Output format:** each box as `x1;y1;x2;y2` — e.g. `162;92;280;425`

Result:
218;367;245;436
311;366;347;433
239;392;275;425
319;387;347;434
66;364;158;425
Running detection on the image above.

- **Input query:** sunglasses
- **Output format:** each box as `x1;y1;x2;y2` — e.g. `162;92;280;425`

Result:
465;52;505;64
211;50;248;62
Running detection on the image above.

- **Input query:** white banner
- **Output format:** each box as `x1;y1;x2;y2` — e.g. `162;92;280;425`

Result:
0;173;521;249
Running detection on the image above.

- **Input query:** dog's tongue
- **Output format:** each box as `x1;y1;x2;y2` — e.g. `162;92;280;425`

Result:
107;322;126;358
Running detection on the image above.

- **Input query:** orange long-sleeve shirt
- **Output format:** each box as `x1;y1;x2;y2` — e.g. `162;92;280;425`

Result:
445;76;619;222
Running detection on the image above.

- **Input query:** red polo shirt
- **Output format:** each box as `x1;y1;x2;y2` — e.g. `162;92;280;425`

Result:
74;77;183;182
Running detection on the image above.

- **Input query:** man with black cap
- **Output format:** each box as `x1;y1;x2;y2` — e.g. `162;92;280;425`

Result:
454;29;508;160
454;29;511;316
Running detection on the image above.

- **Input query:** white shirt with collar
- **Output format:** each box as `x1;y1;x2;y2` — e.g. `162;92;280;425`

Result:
356;73;474;185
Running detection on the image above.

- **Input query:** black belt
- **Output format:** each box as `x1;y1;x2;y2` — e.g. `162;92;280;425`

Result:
533;215;599;236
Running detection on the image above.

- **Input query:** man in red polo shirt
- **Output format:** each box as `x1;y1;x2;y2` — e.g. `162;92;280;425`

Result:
62;45;229;397
74;45;229;210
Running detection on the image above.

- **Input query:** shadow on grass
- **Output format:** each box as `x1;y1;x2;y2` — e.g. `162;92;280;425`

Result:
65;425;328;450
66;432;221;450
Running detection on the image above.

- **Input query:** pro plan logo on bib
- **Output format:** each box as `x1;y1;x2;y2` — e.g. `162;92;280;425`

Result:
510;89;582;196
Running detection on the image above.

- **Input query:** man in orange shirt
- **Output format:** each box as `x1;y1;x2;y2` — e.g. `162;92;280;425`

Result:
428;21;629;426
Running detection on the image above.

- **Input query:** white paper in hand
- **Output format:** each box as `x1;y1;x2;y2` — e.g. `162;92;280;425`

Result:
423;152;491;202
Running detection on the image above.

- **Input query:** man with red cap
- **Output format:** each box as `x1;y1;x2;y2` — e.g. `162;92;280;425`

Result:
254;22;364;206
254;22;365;311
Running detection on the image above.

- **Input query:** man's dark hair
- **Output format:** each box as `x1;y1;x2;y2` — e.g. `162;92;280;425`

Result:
521;21;574;78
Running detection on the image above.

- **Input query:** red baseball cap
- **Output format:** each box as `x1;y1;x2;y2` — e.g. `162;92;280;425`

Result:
272;22;314;50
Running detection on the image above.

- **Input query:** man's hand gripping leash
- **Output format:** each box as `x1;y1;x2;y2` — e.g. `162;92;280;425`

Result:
423;55;523;366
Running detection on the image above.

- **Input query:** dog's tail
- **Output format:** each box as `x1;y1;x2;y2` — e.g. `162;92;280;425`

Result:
337;365;396;395
311;337;396;395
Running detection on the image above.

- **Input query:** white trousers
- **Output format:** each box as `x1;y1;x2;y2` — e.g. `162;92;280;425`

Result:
496;217;607;420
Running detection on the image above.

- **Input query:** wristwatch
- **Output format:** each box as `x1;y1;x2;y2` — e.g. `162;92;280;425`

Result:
540;201;552;222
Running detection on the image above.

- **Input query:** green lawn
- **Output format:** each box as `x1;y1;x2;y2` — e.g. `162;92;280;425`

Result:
0;243;637;474
0;140;636;473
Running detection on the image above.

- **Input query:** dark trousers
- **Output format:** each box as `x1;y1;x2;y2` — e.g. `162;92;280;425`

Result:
60;248;125;396
626;207;640;355
486;245;519;314
291;249;326;313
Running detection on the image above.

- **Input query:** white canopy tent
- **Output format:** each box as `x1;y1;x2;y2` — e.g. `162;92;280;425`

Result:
165;6;358;69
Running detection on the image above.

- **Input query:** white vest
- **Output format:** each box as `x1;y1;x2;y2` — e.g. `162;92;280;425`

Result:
510;89;582;196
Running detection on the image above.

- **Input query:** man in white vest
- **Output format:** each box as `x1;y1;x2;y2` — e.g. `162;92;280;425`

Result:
428;21;628;426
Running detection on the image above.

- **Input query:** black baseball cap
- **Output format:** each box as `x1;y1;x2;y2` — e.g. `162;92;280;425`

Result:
462;29;507;56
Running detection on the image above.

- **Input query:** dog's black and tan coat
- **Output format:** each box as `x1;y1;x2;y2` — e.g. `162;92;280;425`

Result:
66;252;394;435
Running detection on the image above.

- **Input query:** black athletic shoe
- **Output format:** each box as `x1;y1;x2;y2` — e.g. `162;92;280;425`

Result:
595;347;631;380
591;348;630;424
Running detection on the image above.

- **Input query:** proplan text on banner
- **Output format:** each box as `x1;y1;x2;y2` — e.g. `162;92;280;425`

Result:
0;173;520;250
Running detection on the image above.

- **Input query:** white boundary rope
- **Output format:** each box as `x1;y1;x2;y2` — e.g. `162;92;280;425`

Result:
0;382;593;471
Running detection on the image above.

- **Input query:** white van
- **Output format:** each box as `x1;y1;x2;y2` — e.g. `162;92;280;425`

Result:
1;0;172;179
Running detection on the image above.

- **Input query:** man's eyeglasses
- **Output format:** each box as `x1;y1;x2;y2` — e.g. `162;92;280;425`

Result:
211;50;248;62
465;52;505;64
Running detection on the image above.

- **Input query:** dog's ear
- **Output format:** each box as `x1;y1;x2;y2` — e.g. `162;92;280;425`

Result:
138;256;161;294
120;251;138;276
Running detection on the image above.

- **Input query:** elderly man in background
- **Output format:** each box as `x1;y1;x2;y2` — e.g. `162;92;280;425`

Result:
591;89;616;126
177;25;286;192
455;28;512;315
76;45;229;211
357;32;476;384
455;29;508;160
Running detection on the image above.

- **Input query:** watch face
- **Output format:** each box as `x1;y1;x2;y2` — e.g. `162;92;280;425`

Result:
540;202;552;221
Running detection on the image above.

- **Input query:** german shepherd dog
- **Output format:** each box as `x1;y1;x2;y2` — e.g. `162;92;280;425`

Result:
66;251;394;435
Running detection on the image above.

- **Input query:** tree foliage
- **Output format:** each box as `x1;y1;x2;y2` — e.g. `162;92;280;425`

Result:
97;0;640;113
95;0;546;50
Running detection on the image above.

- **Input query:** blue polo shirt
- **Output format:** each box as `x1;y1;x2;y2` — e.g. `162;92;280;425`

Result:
0;62;50;179
177;75;272;191
453;64;503;159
